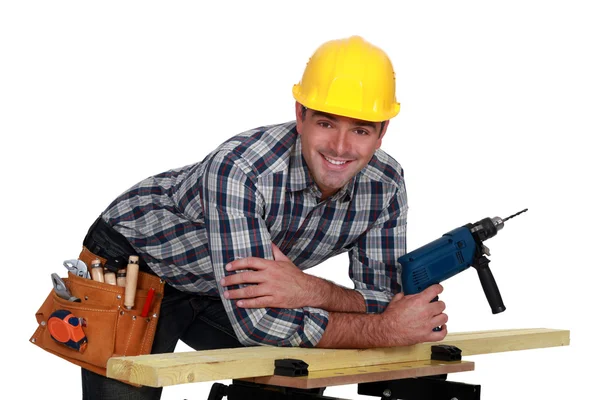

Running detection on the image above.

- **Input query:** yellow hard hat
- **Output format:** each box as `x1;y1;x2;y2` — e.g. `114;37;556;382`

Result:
293;36;400;122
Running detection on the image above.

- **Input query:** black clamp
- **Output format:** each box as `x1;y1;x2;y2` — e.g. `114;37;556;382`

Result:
431;345;462;361
274;358;309;377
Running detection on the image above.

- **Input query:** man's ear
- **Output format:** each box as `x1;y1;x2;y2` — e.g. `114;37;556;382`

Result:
295;102;304;134
376;121;390;149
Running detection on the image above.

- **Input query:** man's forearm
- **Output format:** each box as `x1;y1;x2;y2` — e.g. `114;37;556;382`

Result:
316;286;449;349
316;311;394;348
306;275;366;313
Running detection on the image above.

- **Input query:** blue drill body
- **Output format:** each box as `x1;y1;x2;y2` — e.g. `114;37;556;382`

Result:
399;226;477;295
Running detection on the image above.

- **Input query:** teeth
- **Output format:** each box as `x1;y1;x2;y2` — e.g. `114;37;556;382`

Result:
324;156;347;165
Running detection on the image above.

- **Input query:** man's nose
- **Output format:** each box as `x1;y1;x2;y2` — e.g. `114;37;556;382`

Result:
330;130;351;156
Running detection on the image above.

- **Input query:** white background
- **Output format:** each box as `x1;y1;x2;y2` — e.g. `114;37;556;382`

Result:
1;1;598;399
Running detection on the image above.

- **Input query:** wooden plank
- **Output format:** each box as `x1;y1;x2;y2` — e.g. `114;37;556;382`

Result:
243;360;475;389
106;328;569;387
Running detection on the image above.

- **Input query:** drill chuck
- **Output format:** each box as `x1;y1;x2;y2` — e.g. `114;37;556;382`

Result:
467;209;528;243
467;217;502;242
491;216;504;230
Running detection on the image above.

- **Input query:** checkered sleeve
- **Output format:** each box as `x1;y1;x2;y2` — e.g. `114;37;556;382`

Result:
201;151;329;347
349;186;408;314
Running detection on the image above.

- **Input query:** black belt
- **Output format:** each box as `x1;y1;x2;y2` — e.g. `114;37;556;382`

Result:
83;216;154;275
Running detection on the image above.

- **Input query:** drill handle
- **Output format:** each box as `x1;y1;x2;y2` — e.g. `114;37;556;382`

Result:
473;256;506;314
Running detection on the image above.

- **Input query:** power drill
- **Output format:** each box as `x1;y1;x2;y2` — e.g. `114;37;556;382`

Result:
398;209;528;314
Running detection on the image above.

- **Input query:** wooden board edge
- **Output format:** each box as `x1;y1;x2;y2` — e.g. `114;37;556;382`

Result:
107;357;161;387
453;329;570;357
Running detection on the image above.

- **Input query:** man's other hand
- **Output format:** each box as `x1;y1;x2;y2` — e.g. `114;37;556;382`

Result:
382;284;449;345
219;243;314;309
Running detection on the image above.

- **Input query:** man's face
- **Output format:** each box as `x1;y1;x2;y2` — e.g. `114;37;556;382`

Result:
295;103;388;200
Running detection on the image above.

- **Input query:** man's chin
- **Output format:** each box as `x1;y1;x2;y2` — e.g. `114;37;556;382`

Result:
318;179;350;196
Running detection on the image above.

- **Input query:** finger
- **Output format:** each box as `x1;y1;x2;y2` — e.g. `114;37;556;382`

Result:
421;284;444;300
431;313;449;328
387;293;405;307
235;296;274;309
226;257;272;271
428;324;448;342
223;285;263;300
220;271;265;287
430;300;446;315
391;292;405;302
271;243;291;262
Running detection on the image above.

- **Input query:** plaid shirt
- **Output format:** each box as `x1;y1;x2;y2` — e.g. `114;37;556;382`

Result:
102;121;408;347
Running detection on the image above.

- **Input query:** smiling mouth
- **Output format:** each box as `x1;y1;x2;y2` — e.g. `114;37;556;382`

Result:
323;155;351;166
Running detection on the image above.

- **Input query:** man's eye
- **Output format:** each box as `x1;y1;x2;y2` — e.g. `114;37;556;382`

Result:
355;129;369;136
318;122;332;128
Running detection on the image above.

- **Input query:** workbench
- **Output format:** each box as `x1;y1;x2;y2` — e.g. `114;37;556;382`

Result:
107;328;569;399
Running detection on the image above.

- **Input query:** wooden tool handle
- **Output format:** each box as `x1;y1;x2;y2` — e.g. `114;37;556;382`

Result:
90;259;105;283
124;256;139;309
116;269;127;287
104;271;116;285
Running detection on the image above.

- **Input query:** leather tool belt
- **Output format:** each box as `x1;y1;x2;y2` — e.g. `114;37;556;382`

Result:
30;245;165;385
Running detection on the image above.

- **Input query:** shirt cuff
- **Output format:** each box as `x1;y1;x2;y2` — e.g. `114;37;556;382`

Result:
355;289;393;314
237;307;330;348
290;307;330;347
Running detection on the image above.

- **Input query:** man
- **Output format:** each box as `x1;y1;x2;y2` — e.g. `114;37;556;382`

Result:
81;35;447;399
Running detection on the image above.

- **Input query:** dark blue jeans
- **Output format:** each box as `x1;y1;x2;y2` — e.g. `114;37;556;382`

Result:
82;286;243;399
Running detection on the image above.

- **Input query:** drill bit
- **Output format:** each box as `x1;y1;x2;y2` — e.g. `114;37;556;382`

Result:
503;208;528;222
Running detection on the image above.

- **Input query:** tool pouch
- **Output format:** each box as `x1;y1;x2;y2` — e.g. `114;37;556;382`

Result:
30;247;164;385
